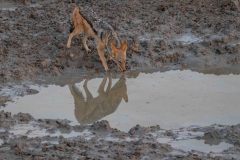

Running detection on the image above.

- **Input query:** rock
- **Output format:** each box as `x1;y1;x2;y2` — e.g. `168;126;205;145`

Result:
91;120;111;131
14;113;33;123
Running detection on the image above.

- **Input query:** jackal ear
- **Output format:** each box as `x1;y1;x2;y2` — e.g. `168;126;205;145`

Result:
100;32;110;44
121;40;128;50
110;40;117;49
73;6;80;12
104;33;110;44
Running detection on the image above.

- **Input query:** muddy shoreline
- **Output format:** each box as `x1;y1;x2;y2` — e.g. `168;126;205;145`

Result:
0;111;240;159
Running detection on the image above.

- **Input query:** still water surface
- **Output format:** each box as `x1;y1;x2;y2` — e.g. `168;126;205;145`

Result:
2;70;240;131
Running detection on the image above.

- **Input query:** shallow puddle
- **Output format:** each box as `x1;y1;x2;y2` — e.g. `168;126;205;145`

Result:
157;136;233;153
8;123;94;140
1;70;240;132
171;139;232;153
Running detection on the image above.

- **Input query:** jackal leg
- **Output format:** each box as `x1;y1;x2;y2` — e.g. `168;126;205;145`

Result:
82;35;91;53
67;29;80;48
97;42;109;71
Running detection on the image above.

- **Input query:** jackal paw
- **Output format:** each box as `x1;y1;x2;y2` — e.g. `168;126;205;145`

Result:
86;49;91;53
105;68;110;72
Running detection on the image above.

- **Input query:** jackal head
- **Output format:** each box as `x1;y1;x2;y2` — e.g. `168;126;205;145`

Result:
110;40;128;72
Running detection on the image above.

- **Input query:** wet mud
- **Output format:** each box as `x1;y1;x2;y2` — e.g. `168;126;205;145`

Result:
0;111;240;159
0;0;240;83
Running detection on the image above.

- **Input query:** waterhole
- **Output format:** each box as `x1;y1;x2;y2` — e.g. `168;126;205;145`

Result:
1;70;240;131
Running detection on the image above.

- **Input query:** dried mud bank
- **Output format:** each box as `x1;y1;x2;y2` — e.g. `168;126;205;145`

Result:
0;111;239;159
0;0;240;83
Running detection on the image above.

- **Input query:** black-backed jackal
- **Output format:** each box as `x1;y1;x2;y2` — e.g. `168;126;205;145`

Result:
66;6;128;72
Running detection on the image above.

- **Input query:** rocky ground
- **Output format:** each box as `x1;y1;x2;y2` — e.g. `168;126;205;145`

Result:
0;111;240;160
1;0;240;159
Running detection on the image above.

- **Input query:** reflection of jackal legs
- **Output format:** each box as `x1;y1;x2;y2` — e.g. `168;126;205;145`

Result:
98;74;112;94
69;74;112;102
83;79;93;100
68;84;85;101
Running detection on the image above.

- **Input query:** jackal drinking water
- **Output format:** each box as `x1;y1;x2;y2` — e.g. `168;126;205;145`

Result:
66;6;128;71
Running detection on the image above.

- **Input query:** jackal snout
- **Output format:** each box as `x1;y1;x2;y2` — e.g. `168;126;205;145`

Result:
110;40;128;71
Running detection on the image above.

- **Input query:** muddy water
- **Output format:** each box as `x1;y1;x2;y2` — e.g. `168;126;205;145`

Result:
2;70;240;132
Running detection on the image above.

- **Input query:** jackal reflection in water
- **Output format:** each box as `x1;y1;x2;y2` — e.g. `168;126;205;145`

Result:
68;74;128;124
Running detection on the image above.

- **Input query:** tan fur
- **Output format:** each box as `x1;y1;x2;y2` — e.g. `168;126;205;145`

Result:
67;7;97;51
66;6;128;72
110;40;128;71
